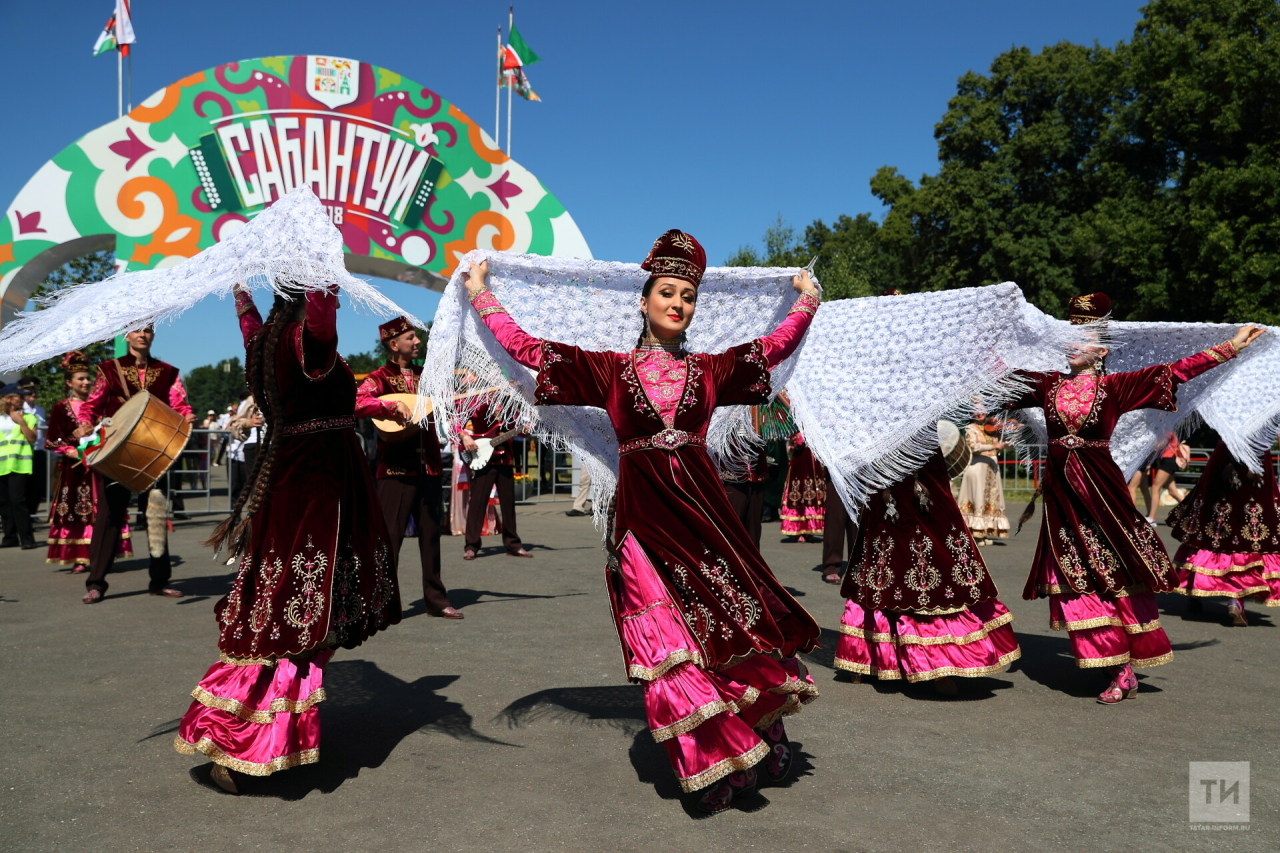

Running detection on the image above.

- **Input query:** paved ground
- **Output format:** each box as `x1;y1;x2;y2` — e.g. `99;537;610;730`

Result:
1;478;1276;852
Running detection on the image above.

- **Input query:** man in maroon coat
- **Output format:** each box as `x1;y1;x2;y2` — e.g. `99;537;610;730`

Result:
76;326;194;603
355;317;461;618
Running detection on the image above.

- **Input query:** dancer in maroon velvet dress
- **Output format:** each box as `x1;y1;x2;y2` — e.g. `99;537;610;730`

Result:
780;433;826;541
174;284;400;794
1169;440;1280;625
467;230;821;813
1012;293;1263;704
833;449;1021;695
45;352;131;571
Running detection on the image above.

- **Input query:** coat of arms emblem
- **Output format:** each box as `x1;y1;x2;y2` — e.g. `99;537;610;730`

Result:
306;55;360;109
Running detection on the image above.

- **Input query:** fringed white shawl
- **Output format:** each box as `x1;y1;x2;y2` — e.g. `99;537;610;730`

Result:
0;187;421;373
1015;322;1276;477
784;283;1083;512
420;251;808;526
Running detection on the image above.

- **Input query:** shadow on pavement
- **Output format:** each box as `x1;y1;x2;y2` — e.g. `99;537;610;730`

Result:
400;588;587;619
170;660;516;800
495;684;647;736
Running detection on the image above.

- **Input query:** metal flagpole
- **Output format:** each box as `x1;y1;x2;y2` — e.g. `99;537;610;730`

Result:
495;25;502;143
117;49;123;118
127;51;133;112
506;5;513;155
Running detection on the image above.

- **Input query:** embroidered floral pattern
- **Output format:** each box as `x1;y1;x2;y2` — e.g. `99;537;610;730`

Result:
1242;501;1270;551
1207;499;1233;550
1052;374;1101;433
904;532;941;607
635;350;688;426
857;535;895;599
945;527;986;589
284;540;329;643
248;556;284;639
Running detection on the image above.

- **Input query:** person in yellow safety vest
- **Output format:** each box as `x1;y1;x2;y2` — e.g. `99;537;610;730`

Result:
0;383;39;549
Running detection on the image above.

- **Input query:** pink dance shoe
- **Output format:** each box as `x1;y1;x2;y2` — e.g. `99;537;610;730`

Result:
695;768;758;814
1097;664;1138;705
1228;599;1248;627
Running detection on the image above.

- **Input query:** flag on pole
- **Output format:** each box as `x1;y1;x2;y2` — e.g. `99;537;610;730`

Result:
92;2;135;57
113;0;136;56
92;14;117;56
502;67;541;102
501;24;541;70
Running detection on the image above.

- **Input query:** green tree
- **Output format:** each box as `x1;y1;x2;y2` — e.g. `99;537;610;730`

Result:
22;252;117;414
869;0;1280;323
184;357;245;420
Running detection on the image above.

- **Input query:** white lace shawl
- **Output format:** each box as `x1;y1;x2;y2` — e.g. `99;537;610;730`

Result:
0;187;420;373
784;283;1083;512
419;251;808;525
1015;322;1277;476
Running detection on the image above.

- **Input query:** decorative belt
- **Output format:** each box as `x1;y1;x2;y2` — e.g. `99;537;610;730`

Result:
618;428;706;456
280;416;355;437
1051;435;1110;449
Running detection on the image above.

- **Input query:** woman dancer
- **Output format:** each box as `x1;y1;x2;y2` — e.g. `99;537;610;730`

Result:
957;413;1009;544
780;431;826;543
833;448;1021;695
466;231;821;813
1168;439;1280;625
174;283;401;793
1013;293;1262;704
45;352;131;572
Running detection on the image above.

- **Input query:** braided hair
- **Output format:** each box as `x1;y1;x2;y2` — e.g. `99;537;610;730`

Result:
205;292;301;556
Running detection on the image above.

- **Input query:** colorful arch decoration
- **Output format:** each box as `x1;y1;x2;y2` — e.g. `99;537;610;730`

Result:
0;54;590;329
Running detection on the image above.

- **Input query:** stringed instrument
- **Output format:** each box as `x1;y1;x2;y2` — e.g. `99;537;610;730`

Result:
461;427;523;470
370;394;429;443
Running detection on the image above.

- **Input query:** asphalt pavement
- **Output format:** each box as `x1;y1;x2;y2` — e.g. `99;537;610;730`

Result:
1;482;1275;852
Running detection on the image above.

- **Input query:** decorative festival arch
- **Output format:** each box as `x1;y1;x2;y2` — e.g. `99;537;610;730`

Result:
0;54;591;329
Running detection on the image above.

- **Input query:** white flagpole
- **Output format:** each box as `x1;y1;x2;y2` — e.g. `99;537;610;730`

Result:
127;51;133;112
506;5;514;155
495;25;503;143
116;49;123;118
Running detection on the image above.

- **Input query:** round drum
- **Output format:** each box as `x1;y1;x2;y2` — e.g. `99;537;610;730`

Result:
88;391;192;492
371;393;429;443
937;419;972;479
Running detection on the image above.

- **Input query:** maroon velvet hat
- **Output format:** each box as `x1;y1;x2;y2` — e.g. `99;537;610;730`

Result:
1068;293;1112;325
379;316;414;343
640;229;707;287
60;351;91;375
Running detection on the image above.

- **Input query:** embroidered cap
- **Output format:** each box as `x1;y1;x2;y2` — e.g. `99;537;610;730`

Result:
1068;293;1112;325
60;351;91;375
640;229;707;287
379;316;415;344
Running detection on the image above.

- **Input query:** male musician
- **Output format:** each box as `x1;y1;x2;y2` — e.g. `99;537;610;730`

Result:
76;326;194;604
355;317;461;619
460;398;531;560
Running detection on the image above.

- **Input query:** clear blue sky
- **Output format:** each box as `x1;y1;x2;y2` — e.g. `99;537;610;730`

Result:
2;1;1145;373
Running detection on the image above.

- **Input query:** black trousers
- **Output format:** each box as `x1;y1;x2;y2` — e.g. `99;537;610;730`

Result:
723;480;765;547
464;463;521;552
377;474;449;612
85;474;172;594
25;451;46;515
0;472;34;546
822;472;857;576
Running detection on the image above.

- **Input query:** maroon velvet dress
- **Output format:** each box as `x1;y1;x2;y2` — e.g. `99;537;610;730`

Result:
780;436;826;537
1168;441;1280;606
1015;342;1238;670
472;287;822;793
175;288;400;776
833;450;1021;681
44;397;131;567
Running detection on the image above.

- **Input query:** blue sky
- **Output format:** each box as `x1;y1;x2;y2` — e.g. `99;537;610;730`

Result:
2;1;1145;373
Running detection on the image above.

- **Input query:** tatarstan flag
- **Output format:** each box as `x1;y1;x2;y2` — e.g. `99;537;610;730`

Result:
501;24;541;70
502;67;542;102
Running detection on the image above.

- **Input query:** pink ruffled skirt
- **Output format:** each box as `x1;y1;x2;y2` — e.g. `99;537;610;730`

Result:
833;598;1021;681
615;534;818;793
1173;546;1280;605
174;649;332;776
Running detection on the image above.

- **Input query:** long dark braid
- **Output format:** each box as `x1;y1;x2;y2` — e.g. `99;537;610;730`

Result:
205;294;298;556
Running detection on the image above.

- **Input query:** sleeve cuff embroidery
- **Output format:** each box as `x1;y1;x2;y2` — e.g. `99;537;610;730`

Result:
234;289;257;317
788;291;821;316
1204;341;1239;363
470;289;508;317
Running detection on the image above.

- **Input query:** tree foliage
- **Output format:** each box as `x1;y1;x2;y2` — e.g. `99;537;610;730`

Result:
736;0;1280;322
23;252;117;413
183;358;245;420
